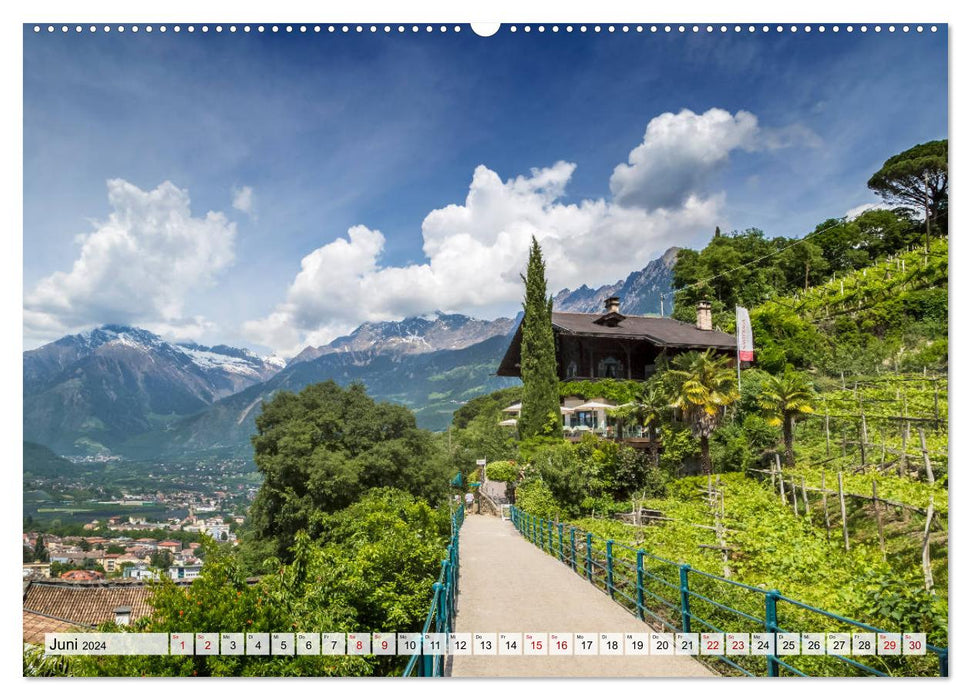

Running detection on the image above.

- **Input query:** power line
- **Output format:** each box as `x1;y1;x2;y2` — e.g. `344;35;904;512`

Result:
660;217;851;300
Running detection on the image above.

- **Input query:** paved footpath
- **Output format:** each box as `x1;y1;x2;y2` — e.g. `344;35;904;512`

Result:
449;514;715;678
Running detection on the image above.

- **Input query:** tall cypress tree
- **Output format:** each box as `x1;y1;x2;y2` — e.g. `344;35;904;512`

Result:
518;237;562;439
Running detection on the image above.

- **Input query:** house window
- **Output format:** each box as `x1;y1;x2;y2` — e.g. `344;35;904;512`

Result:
566;360;578;378
598;356;623;379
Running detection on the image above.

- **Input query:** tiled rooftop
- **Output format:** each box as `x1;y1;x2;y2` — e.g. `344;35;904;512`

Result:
22;611;87;645
23;580;160;628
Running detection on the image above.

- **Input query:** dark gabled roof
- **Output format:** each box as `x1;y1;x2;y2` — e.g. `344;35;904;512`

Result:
496;312;736;377
551;312;737;347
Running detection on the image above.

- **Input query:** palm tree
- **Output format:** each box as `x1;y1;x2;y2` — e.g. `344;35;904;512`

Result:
609;380;668;468
664;350;740;475
758;371;815;468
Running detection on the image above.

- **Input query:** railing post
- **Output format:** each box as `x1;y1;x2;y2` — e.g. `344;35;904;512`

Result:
679;564;691;633
939;649;948;677
448;546;457;619
636;550;645;621
765;588;781;677
585;532;593;582
439;574;449;639
606;540;615;599
570;527;577;572
558;523;564;561
548;519;554;553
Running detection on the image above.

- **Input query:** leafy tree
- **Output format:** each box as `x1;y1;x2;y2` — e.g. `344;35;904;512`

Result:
868;139;948;246
671;229;787;325
53;534;374;677
150;550;174;569
514;479;560;519
311;489;450;634
518;237;561;439
530;441;586;514
853;208;922;258
247;381;449;562
32;536;48;563
78;539;91;552
451;387;522;430
450;409;517;477
663;350;740;475
23;545;34;563
778;239;828;292
106;544;126;555
757;371;816;468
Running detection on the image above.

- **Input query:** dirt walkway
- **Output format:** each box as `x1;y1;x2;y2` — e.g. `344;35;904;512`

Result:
449;514;715;677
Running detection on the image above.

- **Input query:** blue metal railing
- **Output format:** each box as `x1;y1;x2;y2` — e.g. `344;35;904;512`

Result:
402;504;464;677
510;506;947;677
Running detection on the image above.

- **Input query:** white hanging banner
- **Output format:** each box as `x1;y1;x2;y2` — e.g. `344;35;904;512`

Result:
736;306;754;362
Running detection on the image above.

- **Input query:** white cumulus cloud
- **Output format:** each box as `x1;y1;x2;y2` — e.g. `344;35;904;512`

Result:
25;179;236;344
245;107;814;356
609;108;761;210
232;185;255;217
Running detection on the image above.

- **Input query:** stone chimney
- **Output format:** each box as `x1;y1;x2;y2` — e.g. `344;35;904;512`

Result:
604;296;621;314
696;300;712;331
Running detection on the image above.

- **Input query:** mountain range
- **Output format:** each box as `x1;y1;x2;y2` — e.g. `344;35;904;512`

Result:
22;325;284;454
287;312;515;365
553;246;679;315
23;251;676;458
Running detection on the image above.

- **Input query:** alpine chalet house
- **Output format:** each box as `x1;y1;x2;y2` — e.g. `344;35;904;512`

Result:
497;297;737;441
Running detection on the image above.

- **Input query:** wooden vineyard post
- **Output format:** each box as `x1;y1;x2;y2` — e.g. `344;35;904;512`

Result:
922;497;935;593
776;454;785;503
791;481;799;516
899;421;910;477
716;484;730;579
824;407;831;458
860;413;868;466
872;480;886;559
919;428;935;484
837;471;850;552
821;472;831;538
801;477;809;520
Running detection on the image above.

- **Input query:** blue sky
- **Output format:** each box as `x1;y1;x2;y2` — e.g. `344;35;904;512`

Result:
23;25;948;355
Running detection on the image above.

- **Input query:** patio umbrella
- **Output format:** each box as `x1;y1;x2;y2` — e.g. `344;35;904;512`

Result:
572;400;616;411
